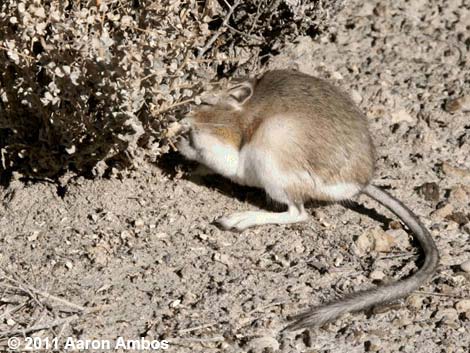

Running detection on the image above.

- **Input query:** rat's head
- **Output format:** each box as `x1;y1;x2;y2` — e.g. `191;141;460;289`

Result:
181;80;255;148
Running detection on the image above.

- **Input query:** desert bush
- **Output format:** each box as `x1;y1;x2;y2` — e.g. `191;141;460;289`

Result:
0;0;344;182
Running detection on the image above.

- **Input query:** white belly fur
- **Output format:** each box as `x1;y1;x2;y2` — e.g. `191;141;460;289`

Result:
195;134;360;203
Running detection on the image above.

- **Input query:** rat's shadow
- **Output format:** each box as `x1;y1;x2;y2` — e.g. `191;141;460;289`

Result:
156;151;276;210
156;151;395;228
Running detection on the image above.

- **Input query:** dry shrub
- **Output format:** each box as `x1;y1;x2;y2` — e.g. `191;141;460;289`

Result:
0;0;344;182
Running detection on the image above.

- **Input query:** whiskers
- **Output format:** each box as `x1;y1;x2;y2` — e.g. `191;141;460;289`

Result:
191;122;230;127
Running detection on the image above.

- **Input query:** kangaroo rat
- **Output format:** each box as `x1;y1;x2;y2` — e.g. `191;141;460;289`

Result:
176;70;439;330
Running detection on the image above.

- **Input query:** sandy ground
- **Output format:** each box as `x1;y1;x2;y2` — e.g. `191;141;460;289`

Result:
1;0;470;352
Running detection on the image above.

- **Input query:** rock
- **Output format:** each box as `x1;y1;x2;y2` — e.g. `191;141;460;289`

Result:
365;336;382;352
356;228;395;255
370;270;385;280
65;260;73;270
448;185;470;204
455;299;470;313
435;308;459;326
442;163;470;182
351;89;363;104
246;335;279;353
331;71;343;80
390;109;415;124
170;299;181;308
445;95;470;112
134;218;145;228
416;182;440;202
213;252;232;266
445;212;469;226
460;259;470;273
155;232;168;239
120;230;132;240
371;228;395;252
386;229;411;250
87;244;109;266
406;295;424;309
28;230;40;242
432;203;454;219
356;232;373;255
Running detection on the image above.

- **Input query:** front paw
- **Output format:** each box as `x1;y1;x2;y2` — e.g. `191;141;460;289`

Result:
176;136;198;160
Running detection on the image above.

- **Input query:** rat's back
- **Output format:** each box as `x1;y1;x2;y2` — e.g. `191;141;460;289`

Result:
242;70;375;202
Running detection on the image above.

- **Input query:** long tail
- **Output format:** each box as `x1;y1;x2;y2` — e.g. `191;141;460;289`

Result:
285;184;439;331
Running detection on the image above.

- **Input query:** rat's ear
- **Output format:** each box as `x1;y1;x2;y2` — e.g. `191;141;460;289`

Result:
225;81;254;109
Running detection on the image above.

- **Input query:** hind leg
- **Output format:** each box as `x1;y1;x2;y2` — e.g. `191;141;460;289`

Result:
216;203;308;231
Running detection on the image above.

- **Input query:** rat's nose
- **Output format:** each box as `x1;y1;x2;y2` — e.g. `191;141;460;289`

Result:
179;117;191;127
178;118;193;133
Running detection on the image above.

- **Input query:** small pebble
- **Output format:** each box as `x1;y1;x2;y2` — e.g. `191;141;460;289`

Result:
445;212;469;226
331;71;343;80
432;203;454;219
455;299;470;313
386;229;411;250
213;252;232;266
460;259;470;273
365;336;382;352
356;232;373;255
170;299;181;308
448;185;470;204
155;232;168;239
445;95;470;112
28;230;40;242
436;308;459;326
134;219;145;228
390;109;415;124
370;270;385;280
442;163;470;181
120;230;132;240
351;89;363;104
246;336;279;353
406;295;424;309
371;228;395;252
416;182;439;202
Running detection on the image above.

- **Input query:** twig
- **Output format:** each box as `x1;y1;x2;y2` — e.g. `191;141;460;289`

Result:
245;300;287;316
170;335;225;343
226;24;263;43
0;315;79;338
198;0;242;57
0;45;35;60
0;276;44;309
377;251;417;260
31;288;85;312
153;98;194;115
0;302;27;320
177;322;218;334
412;291;464;299
1;272;85;312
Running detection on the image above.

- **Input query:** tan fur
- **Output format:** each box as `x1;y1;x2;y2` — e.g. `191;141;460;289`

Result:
190;108;244;148
191;70;375;202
